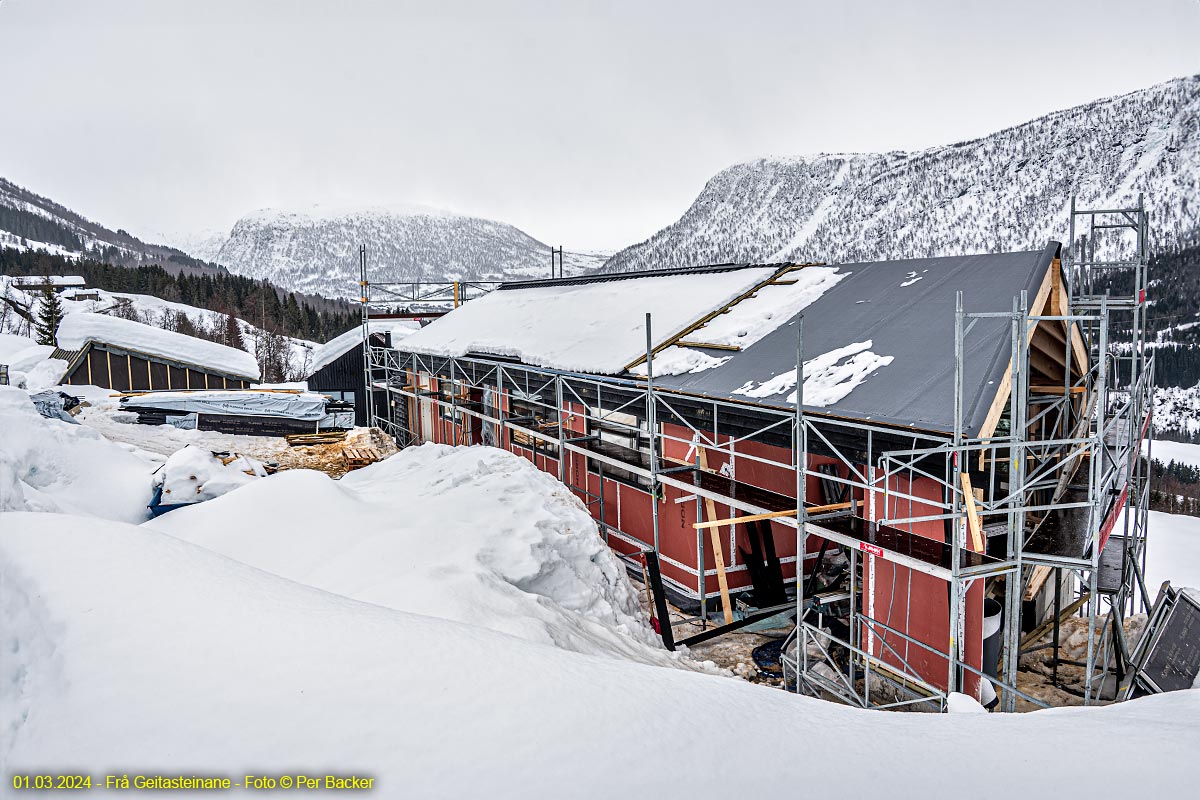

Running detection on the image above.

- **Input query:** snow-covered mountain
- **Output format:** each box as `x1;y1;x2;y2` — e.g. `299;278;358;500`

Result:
205;204;608;299
0;177;221;276
603;74;1200;273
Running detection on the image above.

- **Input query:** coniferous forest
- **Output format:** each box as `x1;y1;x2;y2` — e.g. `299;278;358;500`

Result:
0;247;358;343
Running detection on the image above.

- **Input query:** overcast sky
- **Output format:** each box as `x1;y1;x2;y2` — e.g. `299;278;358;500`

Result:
1;0;1198;252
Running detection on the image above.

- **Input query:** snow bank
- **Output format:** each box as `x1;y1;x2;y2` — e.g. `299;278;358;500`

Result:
57;313;259;380
0;333;46;366
147;444;677;664
399;268;775;374
158;445;265;506
0;386;154;522
733;340;895;406
1143;509;1200;591
2;512;1196;796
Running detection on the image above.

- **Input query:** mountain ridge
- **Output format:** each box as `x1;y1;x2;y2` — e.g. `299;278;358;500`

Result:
602;74;1200;273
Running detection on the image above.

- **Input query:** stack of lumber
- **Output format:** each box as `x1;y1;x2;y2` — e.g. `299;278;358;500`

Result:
285;431;347;447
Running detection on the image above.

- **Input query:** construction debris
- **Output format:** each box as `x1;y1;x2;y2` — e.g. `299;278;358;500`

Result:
272;428;397;479
286;431;347;447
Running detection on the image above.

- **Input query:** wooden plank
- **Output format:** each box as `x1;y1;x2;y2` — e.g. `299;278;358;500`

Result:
692;501;852;530
673;340;742;352
960;473;985;553
1024;565;1053;602
1020;593;1090;650
977;263;1057;442
697;449;734;624
1029;384;1087;395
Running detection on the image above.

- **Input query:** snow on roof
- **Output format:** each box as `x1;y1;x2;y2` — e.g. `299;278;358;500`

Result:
632;265;845;377
399;266;777;374
12;274;86;286
57;313;259;380
307;320;421;376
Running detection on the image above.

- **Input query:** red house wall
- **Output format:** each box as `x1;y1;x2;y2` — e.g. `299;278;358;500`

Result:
407;377;983;696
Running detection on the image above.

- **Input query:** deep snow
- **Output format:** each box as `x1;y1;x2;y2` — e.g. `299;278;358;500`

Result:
0;386;154;522
0;376;1197;797
2;512;1197;797
146;444;687;666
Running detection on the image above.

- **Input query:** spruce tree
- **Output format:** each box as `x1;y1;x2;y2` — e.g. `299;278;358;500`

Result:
223;314;245;350
34;282;64;346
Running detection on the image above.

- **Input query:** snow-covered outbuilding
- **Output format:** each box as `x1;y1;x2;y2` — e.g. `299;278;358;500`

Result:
305;320;421;426
11;274;87;292
376;243;1123;708
56;312;260;391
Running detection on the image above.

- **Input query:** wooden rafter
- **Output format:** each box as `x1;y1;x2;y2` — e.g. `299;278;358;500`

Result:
622;262;824;372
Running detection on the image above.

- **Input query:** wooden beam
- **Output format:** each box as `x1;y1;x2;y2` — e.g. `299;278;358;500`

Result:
697;449;734;624
692;502;852;530
1024;565;1054;602
960;473;985;553
1020;593;1090;650
1030;385;1087;395
977;264;1056;441
673;340;742;352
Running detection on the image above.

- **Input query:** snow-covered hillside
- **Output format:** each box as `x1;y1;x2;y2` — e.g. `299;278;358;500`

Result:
0;276;320;381
203;204;609;299
603;75;1200;273
0;177;220;275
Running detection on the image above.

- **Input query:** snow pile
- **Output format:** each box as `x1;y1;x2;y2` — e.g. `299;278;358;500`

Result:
147;444;677;664
0;333;66;389
158;445;266;506
733;340;895;406
0;386;154;522
57;313;260;379
306;319;421;375
3;512;1197;795
399;268;776;374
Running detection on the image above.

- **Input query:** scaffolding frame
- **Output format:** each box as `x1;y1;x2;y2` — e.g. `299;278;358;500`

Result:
359;200;1155;713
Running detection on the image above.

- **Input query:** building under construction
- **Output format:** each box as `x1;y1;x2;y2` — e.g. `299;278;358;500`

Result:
360;200;1158;712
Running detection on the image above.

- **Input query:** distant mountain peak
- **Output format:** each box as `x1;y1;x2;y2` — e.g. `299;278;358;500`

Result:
241;202;463;225
209;205;607;299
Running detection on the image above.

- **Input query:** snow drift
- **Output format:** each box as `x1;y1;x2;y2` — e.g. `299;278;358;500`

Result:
2;512;1196;796
147;443;677;664
0;386;154;522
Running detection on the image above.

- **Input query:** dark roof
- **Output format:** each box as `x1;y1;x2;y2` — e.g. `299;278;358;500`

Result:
651;244;1061;436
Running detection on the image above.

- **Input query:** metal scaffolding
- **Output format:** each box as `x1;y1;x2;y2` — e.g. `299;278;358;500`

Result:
358;200;1155;713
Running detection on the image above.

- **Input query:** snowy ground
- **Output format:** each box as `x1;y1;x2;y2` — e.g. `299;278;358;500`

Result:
0;378;1198;795
1145;438;1200;469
